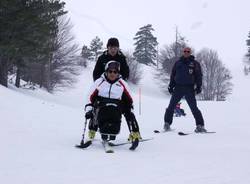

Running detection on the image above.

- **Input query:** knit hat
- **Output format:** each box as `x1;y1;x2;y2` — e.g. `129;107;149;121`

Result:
107;37;119;47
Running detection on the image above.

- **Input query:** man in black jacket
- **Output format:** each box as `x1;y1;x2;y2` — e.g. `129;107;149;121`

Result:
88;38;141;140
93;38;129;81
164;47;206;133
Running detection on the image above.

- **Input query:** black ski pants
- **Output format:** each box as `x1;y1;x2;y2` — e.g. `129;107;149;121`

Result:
123;110;140;132
164;85;204;126
88;107;140;133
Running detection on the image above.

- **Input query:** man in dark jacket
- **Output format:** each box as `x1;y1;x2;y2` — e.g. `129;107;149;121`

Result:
93;37;129;81
88;38;141;140
164;47;206;133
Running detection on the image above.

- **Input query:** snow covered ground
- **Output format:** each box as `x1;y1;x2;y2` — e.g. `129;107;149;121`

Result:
1;64;250;184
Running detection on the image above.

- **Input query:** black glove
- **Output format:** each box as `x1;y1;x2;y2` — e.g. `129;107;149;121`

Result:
195;86;202;94
168;86;174;94
85;110;94;119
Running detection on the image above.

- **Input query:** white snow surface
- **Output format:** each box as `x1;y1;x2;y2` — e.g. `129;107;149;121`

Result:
1;64;250;184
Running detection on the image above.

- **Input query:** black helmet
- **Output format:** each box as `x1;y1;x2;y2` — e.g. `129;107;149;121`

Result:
105;61;120;72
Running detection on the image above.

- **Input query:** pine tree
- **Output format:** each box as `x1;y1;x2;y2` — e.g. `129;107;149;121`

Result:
133;24;158;65
29;0;66;91
90;36;103;61
0;0;67;89
0;0;20;87
81;45;92;60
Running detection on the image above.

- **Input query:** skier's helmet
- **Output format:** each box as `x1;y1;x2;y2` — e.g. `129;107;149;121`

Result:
105;61;120;72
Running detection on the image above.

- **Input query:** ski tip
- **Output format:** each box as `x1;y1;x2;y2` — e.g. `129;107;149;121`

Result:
154;130;160;133
106;150;114;153
75;140;92;149
178;132;189;136
75;144;84;148
154;129;175;133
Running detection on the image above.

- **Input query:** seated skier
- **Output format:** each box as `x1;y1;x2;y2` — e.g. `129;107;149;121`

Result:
88;37;141;141
82;61;140;148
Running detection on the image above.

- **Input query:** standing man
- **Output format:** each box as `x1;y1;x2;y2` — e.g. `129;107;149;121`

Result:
163;47;206;133
88;37;141;140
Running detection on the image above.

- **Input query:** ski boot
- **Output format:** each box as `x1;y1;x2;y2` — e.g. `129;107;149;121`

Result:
128;132;140;150
128;131;142;141
88;130;96;140
163;122;171;131
194;125;207;133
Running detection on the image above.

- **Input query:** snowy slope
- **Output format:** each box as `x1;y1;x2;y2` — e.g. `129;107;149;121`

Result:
1;64;250;184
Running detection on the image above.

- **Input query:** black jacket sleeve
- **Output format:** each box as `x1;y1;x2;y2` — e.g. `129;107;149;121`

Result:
169;62;177;88
194;61;202;88
120;55;129;81
121;90;133;110
93;56;104;81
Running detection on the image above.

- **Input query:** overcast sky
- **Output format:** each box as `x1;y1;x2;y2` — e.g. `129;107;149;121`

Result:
63;0;250;69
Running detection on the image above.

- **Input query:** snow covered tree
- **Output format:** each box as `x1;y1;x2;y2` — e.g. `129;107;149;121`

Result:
244;31;250;74
78;45;93;67
156;32;188;93
133;24;158;65
123;51;142;84
196;48;233;101
81;45;92;61
90;36;103;61
44;16;80;91
160;37;187;76
244;66;250;75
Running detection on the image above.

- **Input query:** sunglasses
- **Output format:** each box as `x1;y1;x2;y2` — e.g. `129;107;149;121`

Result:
184;50;191;53
108;70;118;74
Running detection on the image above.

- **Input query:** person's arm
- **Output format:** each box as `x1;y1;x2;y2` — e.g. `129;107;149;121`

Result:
85;78;104;111
194;61;202;88
119;80;140;135
93;56;104;81
119;79;133;107
120;55;130;81
169;62;177;88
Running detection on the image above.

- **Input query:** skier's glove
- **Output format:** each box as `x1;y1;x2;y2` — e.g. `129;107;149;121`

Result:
168;86;174;94
85;110;94;119
195;86;202;94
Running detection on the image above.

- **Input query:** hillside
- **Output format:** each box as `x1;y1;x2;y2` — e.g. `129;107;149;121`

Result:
1;64;250;184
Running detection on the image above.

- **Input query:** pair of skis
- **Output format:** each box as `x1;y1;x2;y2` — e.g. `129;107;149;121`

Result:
154;129;216;135
75;138;153;153
77;118;152;153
